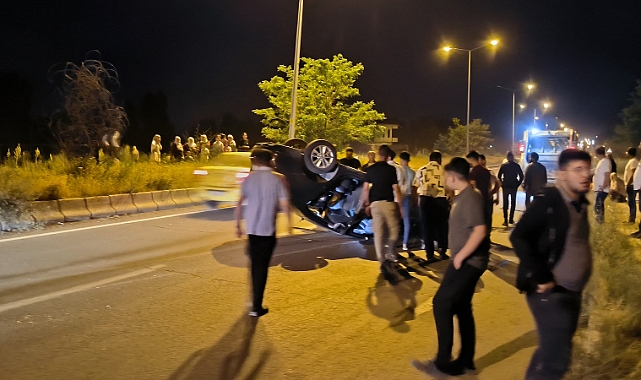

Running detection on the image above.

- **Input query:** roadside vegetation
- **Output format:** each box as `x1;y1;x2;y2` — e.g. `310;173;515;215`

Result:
567;202;641;379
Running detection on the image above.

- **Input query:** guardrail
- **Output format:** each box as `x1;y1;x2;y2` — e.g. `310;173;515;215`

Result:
29;188;204;225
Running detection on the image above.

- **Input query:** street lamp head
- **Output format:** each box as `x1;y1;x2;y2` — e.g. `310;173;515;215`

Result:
543;103;550;109
560;123;565;128
443;46;452;52
535;116;540;120
490;39;499;46
526;83;535;90
519;104;526;109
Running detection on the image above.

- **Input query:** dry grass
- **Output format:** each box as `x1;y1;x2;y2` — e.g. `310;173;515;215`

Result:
566;201;641;379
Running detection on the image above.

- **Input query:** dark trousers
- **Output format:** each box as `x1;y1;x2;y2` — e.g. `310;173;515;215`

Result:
247;234;277;311
626;185;638;222
502;187;518;221
419;196;449;257
594;191;608;222
483;198;493;237
433;262;484;367
526;290;582;380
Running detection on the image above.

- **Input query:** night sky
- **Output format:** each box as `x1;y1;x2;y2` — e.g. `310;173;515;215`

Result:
3;0;641;148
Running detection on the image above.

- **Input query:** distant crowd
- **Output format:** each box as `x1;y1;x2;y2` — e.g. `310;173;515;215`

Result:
150;132;251;163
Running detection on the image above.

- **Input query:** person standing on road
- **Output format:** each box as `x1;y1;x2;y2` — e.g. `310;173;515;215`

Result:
399;151;416;251
412;157;489;377
630;155;641;238
339;147;362;170
511;149;592;380
413;150;449;260
466;151;493;238
234;148;291;318
361;150;377;171
497;151;524;226
480;154;502;216
523;152;548;208
361;145;403;267
624;147;639;223
593;146;611;223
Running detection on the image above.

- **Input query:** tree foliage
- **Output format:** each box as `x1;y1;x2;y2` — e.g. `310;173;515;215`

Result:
612;80;641;151
48;51;128;157
434;118;493;155
253;54;385;147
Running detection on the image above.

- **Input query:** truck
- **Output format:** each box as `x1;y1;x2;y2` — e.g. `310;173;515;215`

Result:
517;128;579;181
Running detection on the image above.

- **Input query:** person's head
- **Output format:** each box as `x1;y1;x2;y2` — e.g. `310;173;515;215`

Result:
174;136;181;144
479;154;487;167
595;146;606;158
367;150;376;163
557;149;592;195
345;147;354;159
530;152;539;163
466;150;480;166
242;132;248;139
215;134;221;142
378;145;393;161
506;151;515;162
399;151;410;166
228;134;234;141
187;137;195;144
250;148;274;167
607;152;614;160
429;150;442;165
627;147;637;158
153;134;161;142
389;150;396;161
200;134;208;142
444;157;471;191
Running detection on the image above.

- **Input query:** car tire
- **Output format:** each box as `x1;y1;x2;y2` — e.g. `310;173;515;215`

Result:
283;138;308;150
304;139;337;174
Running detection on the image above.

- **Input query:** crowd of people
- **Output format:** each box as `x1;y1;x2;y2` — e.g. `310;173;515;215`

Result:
151;131;251;163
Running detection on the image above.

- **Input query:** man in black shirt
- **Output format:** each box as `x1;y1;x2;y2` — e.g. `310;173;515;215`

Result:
339;147;362;170
524;152;548;208
466;151;493;237
361;145;403;268
497;151;524;226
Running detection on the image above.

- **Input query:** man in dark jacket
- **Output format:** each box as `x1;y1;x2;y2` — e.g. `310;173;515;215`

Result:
523;152;547;208
497;151;524;225
510;149;592;380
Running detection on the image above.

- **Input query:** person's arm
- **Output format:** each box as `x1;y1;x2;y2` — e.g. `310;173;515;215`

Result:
393;183;404;218
517;165;524;187
361;181;371;206
497;165;504;183
278;176;292;235
453;225;486;269
629;167;637;187
523;166;530;190
234;193;245;238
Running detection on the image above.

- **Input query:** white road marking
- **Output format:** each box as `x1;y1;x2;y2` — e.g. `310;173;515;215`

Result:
0;209;215;244
0;265;165;314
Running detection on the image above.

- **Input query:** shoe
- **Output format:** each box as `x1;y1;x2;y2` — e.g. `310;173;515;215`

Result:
248;307;269;317
420;242;426;250
385;253;399;262
509;219;515;224
452;359;477;375
402;244;408;251
411;359;464;377
439;252;450;260
631;231;641;238
502;220;508;226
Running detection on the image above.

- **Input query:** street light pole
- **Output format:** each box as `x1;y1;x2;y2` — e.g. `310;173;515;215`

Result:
466;50;471;152
511;91;515;151
288;0;304;140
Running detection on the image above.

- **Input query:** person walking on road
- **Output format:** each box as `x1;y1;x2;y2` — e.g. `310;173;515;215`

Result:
361;145;403;268
466;151;493;238
593;146;611;223
630;155;641;238
624;147;639;223
399;151;416;251
413;150;449;260
511;149;592;380
234;148;291;318
339;147;362;170
523;152;548;208
498;151;524;226
412;157;489;377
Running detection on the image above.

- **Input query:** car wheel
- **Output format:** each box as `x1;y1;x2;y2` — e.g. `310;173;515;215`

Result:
283;138;307;150
304;139;337;174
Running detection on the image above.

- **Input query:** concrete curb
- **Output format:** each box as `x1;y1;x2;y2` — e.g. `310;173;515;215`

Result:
86;196;117;219
132;192;158;213
109;194;138;215
170;189;193;208
152;190;177;210
187;188;204;205
30;200;65;224
58;198;91;222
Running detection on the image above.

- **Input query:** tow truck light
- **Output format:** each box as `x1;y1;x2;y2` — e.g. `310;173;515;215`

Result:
518;143;525;153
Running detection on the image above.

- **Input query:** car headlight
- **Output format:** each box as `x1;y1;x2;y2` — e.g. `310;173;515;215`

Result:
193;170;208;176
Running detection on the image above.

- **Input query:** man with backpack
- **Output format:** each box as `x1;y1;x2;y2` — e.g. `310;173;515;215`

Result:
511;149;592;379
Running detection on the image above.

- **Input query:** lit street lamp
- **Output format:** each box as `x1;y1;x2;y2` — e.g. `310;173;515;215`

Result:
520;101;552;130
289;0;304;140
443;39;499;153
497;83;535;152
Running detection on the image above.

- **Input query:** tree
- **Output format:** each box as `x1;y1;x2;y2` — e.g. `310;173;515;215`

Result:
612;81;641;151
434;118;493;155
47;51;127;156
253;54;385;147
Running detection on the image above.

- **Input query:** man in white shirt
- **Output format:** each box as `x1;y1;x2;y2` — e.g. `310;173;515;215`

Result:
593;146;611;223
624;147;639;223
399;151;416;251
388;150;407;203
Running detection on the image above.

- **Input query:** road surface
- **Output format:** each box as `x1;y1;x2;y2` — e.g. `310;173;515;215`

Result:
0;202;535;379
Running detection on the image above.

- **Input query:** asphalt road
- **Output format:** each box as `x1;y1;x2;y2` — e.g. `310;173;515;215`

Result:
0;204;535;380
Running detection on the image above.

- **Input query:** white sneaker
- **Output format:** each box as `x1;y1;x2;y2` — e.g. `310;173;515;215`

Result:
402;244;408;251
420;241;426;250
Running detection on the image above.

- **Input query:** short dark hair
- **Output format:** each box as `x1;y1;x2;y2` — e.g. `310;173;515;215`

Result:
444;157;470;180
399;151;410;162
506;151;514;159
250;147;273;166
345;147;354;152
466;150;480;161
595;146;606;156
389;150;396;160
558;149;591;170
530;152;539;162
479;154;486;161
429;150;442;164
628;147;637;157
378;144;392;158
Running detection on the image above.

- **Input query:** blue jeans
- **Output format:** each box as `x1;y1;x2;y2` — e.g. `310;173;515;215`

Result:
594;191;608;222
402;196;411;245
626;185;637;222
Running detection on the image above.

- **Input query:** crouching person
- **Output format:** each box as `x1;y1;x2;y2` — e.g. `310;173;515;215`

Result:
511;149;592;380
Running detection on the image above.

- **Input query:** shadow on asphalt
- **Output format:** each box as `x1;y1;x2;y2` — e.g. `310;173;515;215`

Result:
367;273;423;333
488;243;519;288
167;314;268;380
475;329;538;372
